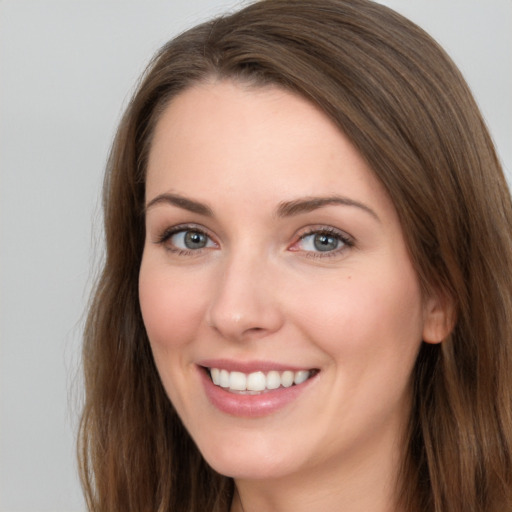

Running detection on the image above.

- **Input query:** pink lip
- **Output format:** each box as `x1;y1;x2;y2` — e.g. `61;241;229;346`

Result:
197;363;318;418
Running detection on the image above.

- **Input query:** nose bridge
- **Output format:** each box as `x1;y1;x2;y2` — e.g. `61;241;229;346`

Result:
206;244;282;339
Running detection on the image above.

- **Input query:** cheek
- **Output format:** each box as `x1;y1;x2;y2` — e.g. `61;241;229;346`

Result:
138;259;207;350
291;265;424;363
293;268;424;434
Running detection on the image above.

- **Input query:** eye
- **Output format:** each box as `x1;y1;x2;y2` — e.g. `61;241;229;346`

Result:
291;227;354;256
301;232;341;252
173;230;212;250
157;226;217;254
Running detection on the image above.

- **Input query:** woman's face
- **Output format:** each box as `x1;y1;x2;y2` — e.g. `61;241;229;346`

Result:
139;80;442;483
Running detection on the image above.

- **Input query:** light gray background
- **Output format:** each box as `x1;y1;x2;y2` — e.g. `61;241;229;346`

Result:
0;1;510;511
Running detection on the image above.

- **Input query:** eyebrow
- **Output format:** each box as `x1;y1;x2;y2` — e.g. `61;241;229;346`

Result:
145;192;379;222
276;195;380;221
145;193;213;216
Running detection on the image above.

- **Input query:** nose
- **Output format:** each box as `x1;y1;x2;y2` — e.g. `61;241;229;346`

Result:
205;249;284;341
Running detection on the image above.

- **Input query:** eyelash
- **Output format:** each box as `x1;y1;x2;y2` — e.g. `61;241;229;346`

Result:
154;224;354;258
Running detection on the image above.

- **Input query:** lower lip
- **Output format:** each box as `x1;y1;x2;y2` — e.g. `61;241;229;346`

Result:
199;367;317;418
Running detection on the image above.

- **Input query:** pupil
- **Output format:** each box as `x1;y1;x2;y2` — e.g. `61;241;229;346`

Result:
184;231;207;249
314;233;338;252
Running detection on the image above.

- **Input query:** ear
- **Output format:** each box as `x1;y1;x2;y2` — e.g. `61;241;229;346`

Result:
422;289;456;344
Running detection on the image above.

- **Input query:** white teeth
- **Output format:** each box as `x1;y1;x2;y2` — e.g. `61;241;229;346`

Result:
281;370;294;388
294;370;309;385
247;371;266;391
219;369;230;388
208;368;314;392
211;367;220;385
229;371;247;391
266;370;281;390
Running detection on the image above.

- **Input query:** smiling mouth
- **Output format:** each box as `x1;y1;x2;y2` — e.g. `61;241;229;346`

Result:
205;367;319;394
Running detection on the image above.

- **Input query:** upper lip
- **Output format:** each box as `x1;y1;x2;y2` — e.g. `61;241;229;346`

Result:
197;358;315;373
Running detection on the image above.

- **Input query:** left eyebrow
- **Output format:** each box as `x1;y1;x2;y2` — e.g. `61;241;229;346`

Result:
276;195;380;222
144;193;214;217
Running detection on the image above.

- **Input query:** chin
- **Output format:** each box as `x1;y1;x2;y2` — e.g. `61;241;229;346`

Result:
197;434;301;481
208;457;294;481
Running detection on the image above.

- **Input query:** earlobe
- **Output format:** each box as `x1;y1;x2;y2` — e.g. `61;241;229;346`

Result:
422;291;456;344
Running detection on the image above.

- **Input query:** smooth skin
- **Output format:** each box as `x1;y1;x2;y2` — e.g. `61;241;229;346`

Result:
139;80;451;512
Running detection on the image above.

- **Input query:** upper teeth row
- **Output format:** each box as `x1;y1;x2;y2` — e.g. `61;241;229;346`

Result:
210;368;311;392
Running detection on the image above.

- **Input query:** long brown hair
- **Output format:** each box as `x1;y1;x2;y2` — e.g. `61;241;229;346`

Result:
78;1;512;510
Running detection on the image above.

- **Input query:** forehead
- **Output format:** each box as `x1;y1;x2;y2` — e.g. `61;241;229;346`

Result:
145;80;394;219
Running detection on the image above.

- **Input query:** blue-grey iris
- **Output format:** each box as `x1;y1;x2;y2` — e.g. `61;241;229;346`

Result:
314;233;338;252
184;231;208;249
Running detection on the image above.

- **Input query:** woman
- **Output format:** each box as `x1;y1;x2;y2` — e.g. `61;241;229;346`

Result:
78;0;512;510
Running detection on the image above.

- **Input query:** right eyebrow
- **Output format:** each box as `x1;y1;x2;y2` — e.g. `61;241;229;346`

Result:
276;195;380;222
144;193;214;217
